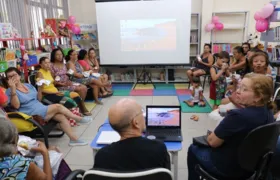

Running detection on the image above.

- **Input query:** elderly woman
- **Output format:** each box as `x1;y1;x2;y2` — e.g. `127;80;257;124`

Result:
188;73;274;179
65;50;109;104
0;118;52;180
4;67;91;146
209;52;273;124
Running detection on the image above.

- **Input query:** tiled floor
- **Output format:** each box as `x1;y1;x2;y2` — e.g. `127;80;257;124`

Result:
48;86;217;180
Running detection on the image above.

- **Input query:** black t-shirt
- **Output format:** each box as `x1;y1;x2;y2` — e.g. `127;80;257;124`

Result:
93;137;171;171
212;106;274;177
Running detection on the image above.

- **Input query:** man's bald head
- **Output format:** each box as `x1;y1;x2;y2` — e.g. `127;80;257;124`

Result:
109;98;142;133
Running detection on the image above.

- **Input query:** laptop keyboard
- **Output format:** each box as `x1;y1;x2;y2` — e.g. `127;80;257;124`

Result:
147;129;181;136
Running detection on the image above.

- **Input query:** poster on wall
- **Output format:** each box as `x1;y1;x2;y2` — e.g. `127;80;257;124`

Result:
72;24;98;41
0;23;13;39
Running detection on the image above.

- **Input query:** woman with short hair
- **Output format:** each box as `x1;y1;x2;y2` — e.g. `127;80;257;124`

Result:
188;73;275;179
0;118;52;180
5;67;91;146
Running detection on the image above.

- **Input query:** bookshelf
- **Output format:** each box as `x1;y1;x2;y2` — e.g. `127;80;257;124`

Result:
211;11;249;54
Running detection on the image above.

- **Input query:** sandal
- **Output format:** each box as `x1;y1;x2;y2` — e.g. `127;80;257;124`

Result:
100;92;113;98
190;115;199;121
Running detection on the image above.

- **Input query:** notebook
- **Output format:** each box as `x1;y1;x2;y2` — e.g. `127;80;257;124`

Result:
96;131;120;144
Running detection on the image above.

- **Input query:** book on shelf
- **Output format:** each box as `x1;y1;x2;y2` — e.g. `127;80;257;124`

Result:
213;44;232;53
268;46;280;61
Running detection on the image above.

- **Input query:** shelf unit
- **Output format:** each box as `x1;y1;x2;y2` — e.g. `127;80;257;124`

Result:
211;11;249;54
108;13;201;84
0;36;70;81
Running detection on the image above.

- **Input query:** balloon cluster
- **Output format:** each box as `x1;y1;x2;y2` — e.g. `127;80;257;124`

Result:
205;16;224;32
61;16;81;35
254;3;275;32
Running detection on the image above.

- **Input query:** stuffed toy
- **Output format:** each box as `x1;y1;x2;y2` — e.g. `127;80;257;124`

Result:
247;32;259;47
44;25;56;37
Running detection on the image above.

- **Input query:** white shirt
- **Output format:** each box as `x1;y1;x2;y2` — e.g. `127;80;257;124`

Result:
190;86;203;102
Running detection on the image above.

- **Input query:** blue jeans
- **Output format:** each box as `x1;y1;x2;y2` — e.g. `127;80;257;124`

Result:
187;144;225;180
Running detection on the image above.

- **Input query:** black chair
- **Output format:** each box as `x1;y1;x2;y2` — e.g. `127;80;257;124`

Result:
66;168;173;180
64;169;85;180
195;122;280;180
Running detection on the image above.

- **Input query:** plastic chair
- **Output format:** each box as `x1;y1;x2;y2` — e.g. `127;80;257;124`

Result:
7;112;64;148
195;122;280;180
68;168;174;180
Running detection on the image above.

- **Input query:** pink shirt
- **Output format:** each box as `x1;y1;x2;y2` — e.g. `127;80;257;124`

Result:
78;60;91;71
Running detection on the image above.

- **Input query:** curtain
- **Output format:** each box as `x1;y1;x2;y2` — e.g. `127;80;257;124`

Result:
0;0;69;38
0;0;30;38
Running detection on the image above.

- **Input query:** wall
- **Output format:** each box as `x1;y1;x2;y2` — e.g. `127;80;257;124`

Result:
69;0;202;24
200;0;271;51
68;0;97;24
69;0;272;53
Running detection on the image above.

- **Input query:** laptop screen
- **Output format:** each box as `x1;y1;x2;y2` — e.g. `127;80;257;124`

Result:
146;106;181;127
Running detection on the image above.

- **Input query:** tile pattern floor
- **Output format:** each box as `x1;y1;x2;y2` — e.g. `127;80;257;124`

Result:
47;86;217;180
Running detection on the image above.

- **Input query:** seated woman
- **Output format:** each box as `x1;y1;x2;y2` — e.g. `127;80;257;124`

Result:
66;50;109;104
229;46;247;76
0;119;52;180
50;48;89;105
186;44;214;84
78;49;112;97
4;67;91;146
188;73;274;179
37;56;91;116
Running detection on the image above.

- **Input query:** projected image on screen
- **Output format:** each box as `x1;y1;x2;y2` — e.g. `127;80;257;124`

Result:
147;108;180;126
120;19;176;51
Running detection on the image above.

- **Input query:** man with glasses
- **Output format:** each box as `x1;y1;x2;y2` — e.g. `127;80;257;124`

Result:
93;98;170;171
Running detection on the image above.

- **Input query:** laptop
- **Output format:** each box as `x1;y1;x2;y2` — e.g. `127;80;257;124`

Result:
145;105;182;142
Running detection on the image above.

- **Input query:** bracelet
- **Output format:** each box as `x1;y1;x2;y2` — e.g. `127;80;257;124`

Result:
11;93;17;96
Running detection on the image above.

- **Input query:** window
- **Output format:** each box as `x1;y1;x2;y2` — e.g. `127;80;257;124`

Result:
28;0;69;38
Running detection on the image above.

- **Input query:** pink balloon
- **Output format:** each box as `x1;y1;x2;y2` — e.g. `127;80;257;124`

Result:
260;3;275;19
205;23;215;32
254;11;264;21
212;16;220;24
68;16;76;24
215;23;224;31
72;26;81;34
256;19;269;32
20;45;25;51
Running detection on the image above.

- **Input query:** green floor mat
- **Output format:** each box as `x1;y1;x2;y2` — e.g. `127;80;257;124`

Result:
180;101;212;113
113;89;131;96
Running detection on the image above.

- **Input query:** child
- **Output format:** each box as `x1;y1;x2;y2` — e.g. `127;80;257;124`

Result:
210;51;231;110
185;76;205;107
